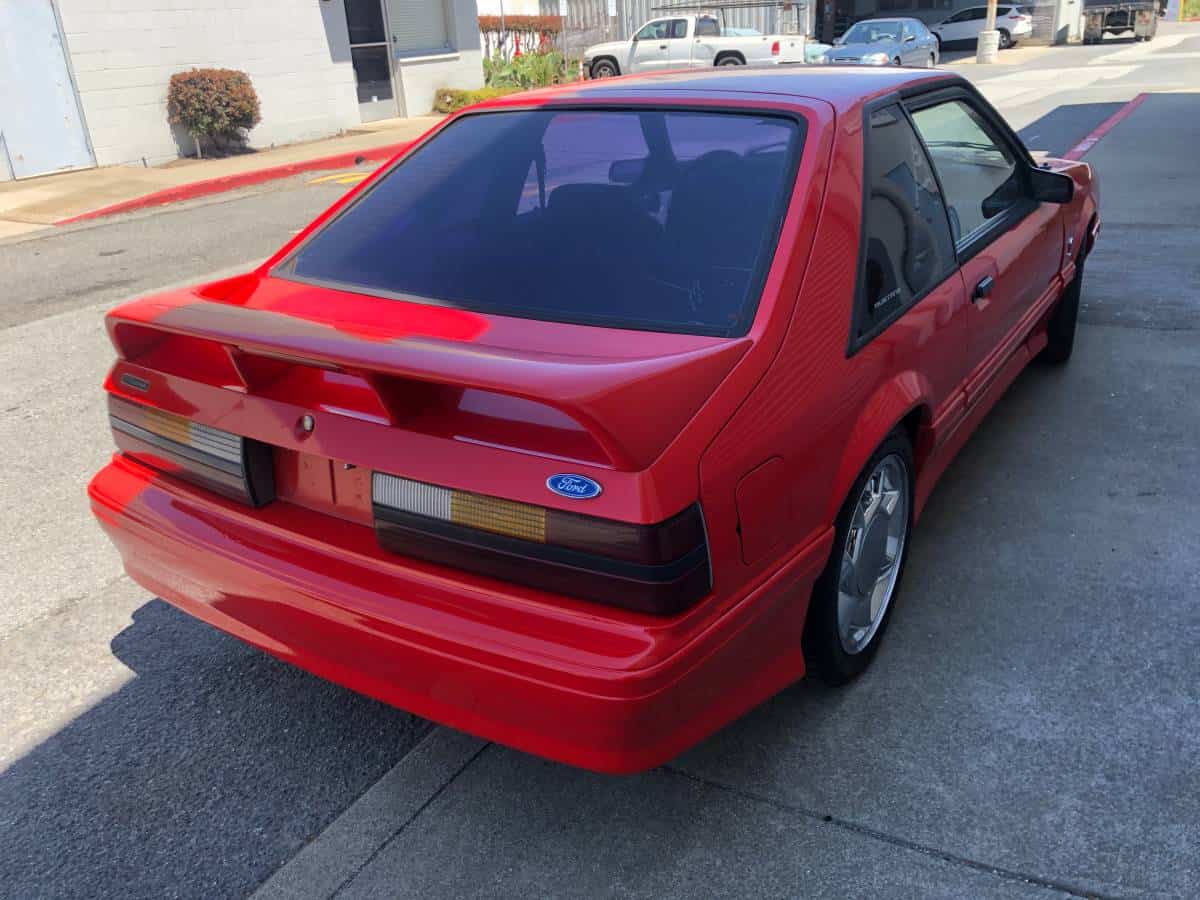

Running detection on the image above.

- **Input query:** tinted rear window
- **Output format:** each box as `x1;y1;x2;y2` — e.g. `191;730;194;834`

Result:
280;109;804;336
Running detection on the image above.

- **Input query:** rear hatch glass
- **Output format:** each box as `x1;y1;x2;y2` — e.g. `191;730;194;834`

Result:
278;108;804;336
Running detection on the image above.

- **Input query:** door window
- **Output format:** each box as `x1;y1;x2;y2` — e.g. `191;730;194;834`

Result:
344;0;394;105
669;19;689;38
696;16;721;36
636;20;672;40
909;99;1022;244
854;104;956;344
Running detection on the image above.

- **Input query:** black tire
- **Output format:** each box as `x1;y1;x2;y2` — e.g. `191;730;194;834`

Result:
927;52;937;68
998;28;1012;49
716;54;744;66
893;56;902;65
1039;260;1084;364
803;431;915;686
590;58;618;78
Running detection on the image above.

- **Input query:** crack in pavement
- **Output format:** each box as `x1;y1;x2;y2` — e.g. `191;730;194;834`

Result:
661;765;1120;900
329;741;493;898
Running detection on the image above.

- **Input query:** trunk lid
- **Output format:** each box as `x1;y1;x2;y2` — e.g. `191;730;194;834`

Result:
104;273;749;521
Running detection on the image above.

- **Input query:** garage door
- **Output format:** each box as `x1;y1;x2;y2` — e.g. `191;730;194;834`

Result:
0;1;94;179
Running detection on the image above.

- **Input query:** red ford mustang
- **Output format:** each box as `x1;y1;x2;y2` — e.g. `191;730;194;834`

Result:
90;67;1098;773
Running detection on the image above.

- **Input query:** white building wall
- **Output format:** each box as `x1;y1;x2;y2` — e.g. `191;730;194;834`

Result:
394;0;484;116
475;0;542;15
56;0;361;167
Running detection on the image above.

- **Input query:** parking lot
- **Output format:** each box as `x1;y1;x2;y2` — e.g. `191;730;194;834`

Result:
2;25;1199;899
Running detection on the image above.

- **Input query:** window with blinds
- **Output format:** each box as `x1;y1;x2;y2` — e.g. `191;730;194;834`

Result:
388;0;451;54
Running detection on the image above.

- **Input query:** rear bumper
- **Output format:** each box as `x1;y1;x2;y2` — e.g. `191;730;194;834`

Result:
90;454;831;773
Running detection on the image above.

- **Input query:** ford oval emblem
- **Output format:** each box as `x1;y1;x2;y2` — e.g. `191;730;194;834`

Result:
546;473;602;500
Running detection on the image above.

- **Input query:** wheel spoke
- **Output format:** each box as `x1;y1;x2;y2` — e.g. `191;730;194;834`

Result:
845;524;864;565
879;488;901;517
862;475;883;524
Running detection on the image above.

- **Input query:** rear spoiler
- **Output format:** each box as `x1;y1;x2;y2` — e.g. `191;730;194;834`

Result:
106;297;750;471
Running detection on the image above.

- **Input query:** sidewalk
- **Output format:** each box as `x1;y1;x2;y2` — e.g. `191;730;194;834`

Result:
0;115;440;240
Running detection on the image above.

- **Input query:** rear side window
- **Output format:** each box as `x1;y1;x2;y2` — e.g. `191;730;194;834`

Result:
853;104;956;346
281;110;804;336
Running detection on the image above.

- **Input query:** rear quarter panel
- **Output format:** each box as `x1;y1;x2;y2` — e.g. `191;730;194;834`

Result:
699;92;972;628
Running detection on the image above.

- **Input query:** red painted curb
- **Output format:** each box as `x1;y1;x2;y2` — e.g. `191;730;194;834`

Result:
55;140;413;226
1062;92;1149;161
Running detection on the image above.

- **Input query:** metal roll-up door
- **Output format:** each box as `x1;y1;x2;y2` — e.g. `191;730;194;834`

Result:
387;0;450;54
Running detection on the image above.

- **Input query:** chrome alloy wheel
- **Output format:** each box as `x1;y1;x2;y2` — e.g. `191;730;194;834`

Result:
837;454;909;655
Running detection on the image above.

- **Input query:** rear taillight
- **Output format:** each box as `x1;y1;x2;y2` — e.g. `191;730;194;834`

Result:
771;40;780;56
372;472;711;615
108;395;275;506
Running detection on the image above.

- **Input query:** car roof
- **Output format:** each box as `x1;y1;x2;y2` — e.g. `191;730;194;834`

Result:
850;17;919;24
478;67;960;115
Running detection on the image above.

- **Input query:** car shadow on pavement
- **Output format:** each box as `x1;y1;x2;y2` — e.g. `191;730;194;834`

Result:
1016;101;1127;156
0;599;428;900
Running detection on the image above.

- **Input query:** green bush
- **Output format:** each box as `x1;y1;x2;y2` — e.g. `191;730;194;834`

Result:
484;51;568;89
433;86;523;114
168;68;261;153
1183;0;1200;18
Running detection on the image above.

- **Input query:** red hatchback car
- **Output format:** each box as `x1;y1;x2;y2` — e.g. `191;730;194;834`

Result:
90;68;1098;773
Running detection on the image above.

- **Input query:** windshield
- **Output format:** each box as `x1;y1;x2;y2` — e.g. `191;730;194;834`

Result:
843;21;902;43
280;109;804;336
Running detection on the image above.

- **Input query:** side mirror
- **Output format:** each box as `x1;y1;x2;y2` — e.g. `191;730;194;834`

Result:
1029;166;1074;204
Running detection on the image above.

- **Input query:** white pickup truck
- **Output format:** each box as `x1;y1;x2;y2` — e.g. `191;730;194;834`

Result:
582;14;806;79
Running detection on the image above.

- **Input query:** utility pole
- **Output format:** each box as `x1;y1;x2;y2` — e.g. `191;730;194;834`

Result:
499;0;507;59
977;0;1001;62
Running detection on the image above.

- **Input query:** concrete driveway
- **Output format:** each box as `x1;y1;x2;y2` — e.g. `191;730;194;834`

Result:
256;90;1200;900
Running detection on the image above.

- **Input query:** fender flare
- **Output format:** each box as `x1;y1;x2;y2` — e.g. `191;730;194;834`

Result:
825;371;933;522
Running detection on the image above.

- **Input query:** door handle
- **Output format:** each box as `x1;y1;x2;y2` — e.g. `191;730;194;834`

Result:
972;276;994;302
659;43;668;49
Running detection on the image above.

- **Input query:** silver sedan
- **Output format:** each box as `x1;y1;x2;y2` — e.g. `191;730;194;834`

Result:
825;18;941;67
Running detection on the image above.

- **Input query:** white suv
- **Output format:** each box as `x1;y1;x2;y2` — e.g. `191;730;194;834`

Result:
931;6;1033;49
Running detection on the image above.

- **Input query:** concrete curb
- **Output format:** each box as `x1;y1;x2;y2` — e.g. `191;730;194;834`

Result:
54;141;413;226
251;728;487;900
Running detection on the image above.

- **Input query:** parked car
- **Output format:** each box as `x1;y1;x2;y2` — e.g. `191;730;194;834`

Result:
932;5;1034;49
825;18;940;67
806;40;834;63
90;67;1098;774
582;13;804;78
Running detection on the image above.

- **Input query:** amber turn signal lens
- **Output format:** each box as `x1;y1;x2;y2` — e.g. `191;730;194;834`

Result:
372;471;711;614
108;394;274;506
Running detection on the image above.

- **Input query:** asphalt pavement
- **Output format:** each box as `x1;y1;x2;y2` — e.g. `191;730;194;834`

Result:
2;26;1199;900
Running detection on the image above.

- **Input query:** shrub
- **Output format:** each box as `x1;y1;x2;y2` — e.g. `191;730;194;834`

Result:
168;68;261;156
433;86;523;114
485;51;567;89
1183;0;1200;19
